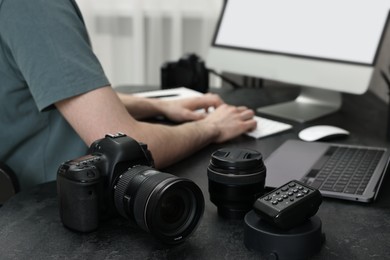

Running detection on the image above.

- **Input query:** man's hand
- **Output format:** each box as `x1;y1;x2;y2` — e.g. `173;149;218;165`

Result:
158;93;224;122
201;104;257;143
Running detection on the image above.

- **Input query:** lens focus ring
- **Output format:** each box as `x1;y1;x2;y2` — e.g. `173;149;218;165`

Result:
114;166;143;219
207;167;266;185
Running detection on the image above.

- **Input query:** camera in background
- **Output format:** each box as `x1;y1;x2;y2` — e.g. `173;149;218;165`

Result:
161;53;244;93
161;53;209;93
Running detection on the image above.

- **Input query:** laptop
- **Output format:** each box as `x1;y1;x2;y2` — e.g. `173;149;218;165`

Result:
265;140;390;202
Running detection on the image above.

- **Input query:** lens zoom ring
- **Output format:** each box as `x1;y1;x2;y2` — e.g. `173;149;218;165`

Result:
114;166;146;219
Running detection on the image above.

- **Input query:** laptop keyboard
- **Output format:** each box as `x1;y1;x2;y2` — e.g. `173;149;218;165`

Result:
305;146;384;195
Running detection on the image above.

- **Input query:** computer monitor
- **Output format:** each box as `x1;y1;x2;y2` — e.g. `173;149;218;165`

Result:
207;0;390;122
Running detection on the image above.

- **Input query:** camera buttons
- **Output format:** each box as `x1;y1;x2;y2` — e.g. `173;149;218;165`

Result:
87;171;95;178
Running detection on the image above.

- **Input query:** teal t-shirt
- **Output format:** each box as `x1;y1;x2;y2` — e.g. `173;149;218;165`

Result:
0;0;111;189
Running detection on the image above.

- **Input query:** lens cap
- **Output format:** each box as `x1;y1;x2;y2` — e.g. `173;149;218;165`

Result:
209;148;265;173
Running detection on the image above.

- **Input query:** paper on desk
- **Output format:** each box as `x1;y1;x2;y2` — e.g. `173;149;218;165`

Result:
134;87;212;114
134;87;203;100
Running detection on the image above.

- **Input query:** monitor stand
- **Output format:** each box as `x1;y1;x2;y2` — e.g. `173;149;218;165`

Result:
257;87;342;123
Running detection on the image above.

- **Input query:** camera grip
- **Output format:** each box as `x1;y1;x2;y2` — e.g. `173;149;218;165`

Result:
57;174;101;232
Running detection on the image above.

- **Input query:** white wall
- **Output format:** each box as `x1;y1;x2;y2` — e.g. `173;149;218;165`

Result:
75;0;223;88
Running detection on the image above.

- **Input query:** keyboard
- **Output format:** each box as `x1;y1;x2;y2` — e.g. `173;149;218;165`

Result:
306;146;385;195
246;116;293;139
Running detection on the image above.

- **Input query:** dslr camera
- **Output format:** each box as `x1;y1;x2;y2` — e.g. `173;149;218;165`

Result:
57;133;204;244
161;53;209;93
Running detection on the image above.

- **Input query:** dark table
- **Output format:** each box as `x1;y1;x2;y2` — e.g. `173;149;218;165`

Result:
1;85;390;259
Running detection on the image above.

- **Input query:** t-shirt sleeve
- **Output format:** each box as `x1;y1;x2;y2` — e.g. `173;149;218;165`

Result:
0;0;110;111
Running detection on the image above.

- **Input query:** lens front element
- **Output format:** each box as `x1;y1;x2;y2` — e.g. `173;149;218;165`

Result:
114;166;204;244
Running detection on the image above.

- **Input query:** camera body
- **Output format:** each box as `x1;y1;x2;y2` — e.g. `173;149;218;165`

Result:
57;133;153;232
57;133;204;244
161;53;209;93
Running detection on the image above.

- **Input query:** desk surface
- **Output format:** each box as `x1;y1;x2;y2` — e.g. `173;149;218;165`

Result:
1;86;390;259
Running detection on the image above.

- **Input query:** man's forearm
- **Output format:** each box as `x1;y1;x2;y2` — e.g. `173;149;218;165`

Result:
116;92;164;119
131;120;219;169
117;91;226;123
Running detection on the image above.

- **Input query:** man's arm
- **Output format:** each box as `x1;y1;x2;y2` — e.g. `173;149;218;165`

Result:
116;92;224;122
55;86;256;169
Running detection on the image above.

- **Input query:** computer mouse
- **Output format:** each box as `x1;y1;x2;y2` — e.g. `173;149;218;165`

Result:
298;125;350;142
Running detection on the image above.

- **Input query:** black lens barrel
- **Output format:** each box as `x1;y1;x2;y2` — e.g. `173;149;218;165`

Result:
208;148;267;219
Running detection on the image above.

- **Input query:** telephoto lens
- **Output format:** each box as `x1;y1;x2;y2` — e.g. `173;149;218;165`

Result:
114;165;204;245
207;148;267;219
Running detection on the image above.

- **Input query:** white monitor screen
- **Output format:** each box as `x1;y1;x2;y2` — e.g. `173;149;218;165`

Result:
214;0;389;65
209;0;390;121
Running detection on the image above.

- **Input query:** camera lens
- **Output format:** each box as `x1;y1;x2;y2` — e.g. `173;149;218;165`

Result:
114;165;204;244
207;148;266;219
160;193;184;224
